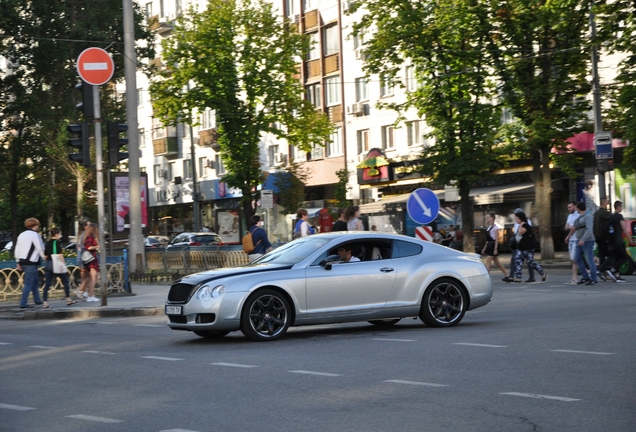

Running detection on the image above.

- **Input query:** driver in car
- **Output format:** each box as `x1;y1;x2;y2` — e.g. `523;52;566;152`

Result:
337;245;360;263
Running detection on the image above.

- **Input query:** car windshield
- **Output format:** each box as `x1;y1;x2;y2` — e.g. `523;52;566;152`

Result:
193;235;220;243
253;237;332;265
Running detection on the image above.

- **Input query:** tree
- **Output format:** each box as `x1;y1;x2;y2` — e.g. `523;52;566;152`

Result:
334;169;351;209
150;0;333;221
486;0;596;258
273;161;309;216
0;0;153;246
352;0;502;253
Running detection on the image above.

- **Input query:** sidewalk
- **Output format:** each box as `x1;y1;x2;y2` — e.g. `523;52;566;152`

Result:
0;283;170;320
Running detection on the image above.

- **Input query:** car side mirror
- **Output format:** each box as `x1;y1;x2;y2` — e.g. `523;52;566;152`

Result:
319;254;342;270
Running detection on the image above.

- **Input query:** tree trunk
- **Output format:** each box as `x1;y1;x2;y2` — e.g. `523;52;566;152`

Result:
47;161;56;233
241;191;255;228
533;147;555;259
459;179;475;253
10;171;19;257
76;169;84;221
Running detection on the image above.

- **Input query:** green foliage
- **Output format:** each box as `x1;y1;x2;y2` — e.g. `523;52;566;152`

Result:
149;0;332;219
334;169;351;208
273;161;309;216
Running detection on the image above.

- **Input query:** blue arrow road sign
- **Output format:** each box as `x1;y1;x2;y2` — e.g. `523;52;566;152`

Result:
407;188;440;225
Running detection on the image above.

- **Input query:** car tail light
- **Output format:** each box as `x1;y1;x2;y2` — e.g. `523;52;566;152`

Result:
189;242;202;246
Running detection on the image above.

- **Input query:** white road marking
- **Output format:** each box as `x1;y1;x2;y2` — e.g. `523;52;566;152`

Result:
570;291;601;294
82;351;117;355
29;346;56;350
384;380;448;387
500;392;581;402
288;370;342;377
0;342;13;345
212;362;259;368
453;343;507;348
551;349;616;356
133;324;162;327
141;356;183;361
161;429;202;432
618;292;636;295
66;414;123;423
0;403;36;411
96;322;115;325
371;338;416;342
526;289;550;292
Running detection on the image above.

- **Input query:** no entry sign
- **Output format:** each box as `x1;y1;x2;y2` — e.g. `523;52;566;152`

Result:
76;47;114;86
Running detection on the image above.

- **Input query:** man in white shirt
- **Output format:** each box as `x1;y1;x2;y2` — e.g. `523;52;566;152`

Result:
15;218;46;309
564;201;581;284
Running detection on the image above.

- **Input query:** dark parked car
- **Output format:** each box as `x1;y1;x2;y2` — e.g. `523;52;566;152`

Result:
166;232;223;251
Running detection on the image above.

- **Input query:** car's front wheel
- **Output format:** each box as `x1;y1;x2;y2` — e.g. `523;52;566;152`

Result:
240;289;291;341
193;331;230;339
419;278;467;327
368;319;401;327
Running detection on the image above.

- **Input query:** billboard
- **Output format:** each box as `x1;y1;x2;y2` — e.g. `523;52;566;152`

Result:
111;172;149;234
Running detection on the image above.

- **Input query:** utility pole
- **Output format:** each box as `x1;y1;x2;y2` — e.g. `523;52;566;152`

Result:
186;82;201;232
123;0;145;274
93;86;108;306
590;0;607;199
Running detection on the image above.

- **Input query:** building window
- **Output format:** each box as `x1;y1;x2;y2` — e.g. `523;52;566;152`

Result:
183;159;193;179
215;154;225;174
201;109;215;130
310;143;324;160
406;121;422;147
355;77;368;102
307;84;321;108
152;118;165;139
308;32;320;60
167;162;174;181
381;126;394;149
145;2;152;17
153;164;162;184
268;145;278;167
502;107;514;125
323;25;339;56
175;0;182;14
405;65;421;92
380;77;394;97
159;0;165;17
353;33;366;50
324;77;341;106
304;0;317;11
137;89;144;107
327;127;342;156
199;157;207;176
139;128;146;147
357;129;369;154
285;0;296;17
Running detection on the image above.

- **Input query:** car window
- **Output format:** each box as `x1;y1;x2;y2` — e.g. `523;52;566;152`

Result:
393;240;423;258
193;235;220;243
326;239;392;262
253;237;331;265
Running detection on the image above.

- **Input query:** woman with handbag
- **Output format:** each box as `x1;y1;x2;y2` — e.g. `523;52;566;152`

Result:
74;220;91;300
82;223;100;302
481;212;507;276
42;228;77;308
510;212;548;283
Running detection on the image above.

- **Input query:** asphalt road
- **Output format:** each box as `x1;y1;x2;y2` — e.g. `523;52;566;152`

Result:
1;268;635;432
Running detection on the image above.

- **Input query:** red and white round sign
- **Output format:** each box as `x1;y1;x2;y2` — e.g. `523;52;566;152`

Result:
76;47;114;86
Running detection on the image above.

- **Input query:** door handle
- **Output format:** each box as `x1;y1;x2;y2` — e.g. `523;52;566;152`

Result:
380;267;394;273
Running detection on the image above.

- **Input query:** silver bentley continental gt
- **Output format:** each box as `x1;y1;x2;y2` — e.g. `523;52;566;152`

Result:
165;232;492;341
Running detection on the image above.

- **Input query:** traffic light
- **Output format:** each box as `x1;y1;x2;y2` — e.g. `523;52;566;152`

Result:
67;122;91;167
107;121;129;167
75;81;94;119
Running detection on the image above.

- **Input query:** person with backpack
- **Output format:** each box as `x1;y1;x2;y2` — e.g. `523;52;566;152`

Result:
294;209;311;238
243;215;272;261
509;212;548;283
593;197;611;270
15;218;46;309
598;200;628;283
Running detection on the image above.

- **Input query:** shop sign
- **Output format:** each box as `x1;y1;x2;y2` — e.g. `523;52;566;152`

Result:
357;148;390;185
391;159;429;181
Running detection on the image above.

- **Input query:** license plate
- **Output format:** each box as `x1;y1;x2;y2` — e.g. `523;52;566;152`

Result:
165;306;182;315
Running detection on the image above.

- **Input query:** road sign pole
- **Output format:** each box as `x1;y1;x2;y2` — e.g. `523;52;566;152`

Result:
93;85;108;307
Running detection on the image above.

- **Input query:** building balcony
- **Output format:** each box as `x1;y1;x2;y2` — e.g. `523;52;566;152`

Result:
324;54;339;74
199;128;220;150
153;137;178;156
329;105;343;123
306;59;321;79
304;10;319;30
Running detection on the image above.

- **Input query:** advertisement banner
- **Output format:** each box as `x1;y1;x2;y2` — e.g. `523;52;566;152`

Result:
112;173;149;234
615;167;636;218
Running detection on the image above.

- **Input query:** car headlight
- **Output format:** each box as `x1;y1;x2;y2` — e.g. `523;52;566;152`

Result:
195;284;225;300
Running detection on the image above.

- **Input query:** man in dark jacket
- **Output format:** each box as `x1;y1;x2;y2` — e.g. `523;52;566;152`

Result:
593;197;611;271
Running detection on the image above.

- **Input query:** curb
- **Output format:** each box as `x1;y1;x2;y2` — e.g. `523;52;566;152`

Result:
0;306;164;321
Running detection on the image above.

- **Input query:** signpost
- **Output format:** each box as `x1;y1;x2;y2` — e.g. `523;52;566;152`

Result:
407;188;440;225
261;190;274;209
595;131;613;160
415;226;433;242
75;47;115;306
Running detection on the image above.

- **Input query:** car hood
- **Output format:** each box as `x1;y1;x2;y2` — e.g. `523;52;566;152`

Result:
174;263;294;286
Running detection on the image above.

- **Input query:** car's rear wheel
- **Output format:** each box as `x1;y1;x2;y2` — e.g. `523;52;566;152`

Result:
419;278;467;327
193;331;230;339
368;319;401;327
240;289;291;341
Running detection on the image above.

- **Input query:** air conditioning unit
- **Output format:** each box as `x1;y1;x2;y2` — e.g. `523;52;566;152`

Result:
275;153;288;164
205;160;215;169
354;48;366;61
159;169;168;179
347;102;364;116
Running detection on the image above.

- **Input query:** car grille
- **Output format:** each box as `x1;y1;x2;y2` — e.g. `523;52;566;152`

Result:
169;316;187;324
167;283;195;303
